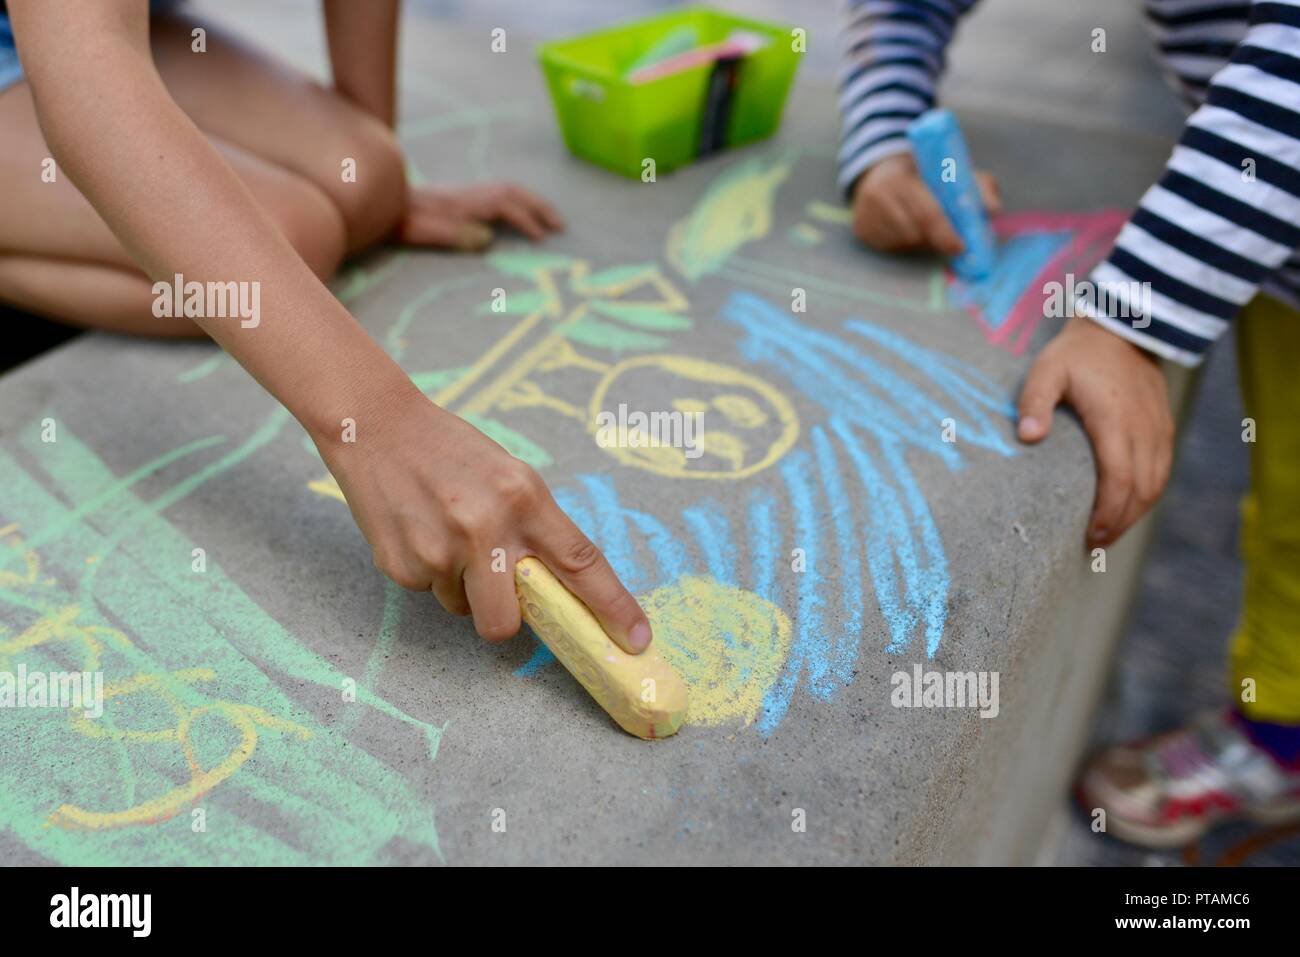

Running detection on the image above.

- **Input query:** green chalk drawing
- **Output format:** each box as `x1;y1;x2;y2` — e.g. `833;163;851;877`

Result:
475;291;552;315
4;434;223;564
384;272;495;358
556;313;667;352
410;367;470;393
335;581;450;758
176;353;229;385
396;78;529;175
399;103;531;141
587;300;693;331
571;264;663;292
787;223;824;247
405;157;429;187
335;251;411;305
463;414;553;469
0;425;448;864
723;254;937;314
929;267;947;311
487;251;576;278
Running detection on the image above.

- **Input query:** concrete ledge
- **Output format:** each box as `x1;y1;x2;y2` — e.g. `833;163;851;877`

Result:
0;12;1182;864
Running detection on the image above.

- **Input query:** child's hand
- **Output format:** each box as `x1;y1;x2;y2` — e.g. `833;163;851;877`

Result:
850;154;1001;256
1017;316;1175;549
397;183;565;250
318;387;652;653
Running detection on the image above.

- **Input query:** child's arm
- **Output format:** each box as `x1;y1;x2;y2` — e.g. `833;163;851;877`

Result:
837;0;998;253
322;0;400;127
1019;0;1300;545
835;0;1167;548
9;0;652;652
1016;317;1173;549
320;0;565;248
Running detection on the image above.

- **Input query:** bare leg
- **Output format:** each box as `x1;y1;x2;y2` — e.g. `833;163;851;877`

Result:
0;256;187;337
0;8;405;334
150;12;407;254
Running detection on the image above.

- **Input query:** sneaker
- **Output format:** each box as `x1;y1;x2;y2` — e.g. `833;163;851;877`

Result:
1076;711;1300;849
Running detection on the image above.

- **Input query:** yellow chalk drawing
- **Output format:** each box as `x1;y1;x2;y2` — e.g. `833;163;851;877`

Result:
0;523;54;594
308;474;347;504
0;504;448;861
0;536;127;677
640;576;792;727
588;355;799;479
55;670;310;830
308;255;800;501
805;200;853;226
665;153;793;281
0;552;311;831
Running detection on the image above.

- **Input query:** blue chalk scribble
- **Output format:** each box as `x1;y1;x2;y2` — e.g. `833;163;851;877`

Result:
518;290;1018;733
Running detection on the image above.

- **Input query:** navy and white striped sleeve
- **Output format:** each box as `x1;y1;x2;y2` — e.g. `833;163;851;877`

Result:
837;0;981;195
1081;1;1300;366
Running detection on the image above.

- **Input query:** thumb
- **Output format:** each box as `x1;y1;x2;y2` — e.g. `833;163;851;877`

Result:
400;212;494;251
1017;355;1067;443
532;511;653;655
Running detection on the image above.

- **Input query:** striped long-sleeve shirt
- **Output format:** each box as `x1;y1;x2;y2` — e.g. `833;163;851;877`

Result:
839;0;1300;366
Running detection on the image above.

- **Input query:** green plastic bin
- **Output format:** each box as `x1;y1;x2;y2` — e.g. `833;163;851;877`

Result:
538;7;802;179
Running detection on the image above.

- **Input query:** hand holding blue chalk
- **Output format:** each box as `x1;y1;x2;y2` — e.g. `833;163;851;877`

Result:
906;110;998;281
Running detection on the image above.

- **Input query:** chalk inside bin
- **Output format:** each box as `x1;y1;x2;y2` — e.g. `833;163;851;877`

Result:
538;6;802;178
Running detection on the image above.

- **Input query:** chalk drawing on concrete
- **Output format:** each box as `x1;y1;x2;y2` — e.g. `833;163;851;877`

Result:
641;576;792;726
508;288;1019;734
787;222;825;246
719;291;1017;662
948;211;1127;354
299;147;1080;735
308;254;803;501
589;354;798;479
665;152;794;281
672;152;1127;355
0;426;447;864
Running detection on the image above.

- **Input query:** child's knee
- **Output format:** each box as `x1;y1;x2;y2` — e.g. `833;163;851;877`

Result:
330;117;407;252
265;178;348;281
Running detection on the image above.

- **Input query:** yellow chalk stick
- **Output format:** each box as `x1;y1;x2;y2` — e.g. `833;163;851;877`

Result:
515;557;687;739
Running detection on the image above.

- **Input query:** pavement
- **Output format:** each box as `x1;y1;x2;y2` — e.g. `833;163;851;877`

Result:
2;0;1292;865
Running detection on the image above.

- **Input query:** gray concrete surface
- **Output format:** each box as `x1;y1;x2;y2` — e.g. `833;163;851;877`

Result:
3;0;1276;865
0;1;1185;868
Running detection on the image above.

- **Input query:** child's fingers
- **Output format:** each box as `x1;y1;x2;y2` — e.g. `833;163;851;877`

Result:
463;559;522;644
452;220;495;250
1115;428;1159;538
497;201;548;242
430;573;472;617
402;211;493;250
878;191;925;249
977;171;1003;217
903;181;964;256
1086;423;1136;546
513;186;565;231
528;508;652;655
1150;419;1175;504
854;190;922;251
1017;356;1067;442
1125;412;1174;534
851;193;887;248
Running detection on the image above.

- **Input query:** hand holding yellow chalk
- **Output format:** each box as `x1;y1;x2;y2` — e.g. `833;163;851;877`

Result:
515;558;687;739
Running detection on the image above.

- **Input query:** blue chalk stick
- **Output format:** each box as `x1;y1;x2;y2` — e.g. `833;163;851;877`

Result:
906;109;998;280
